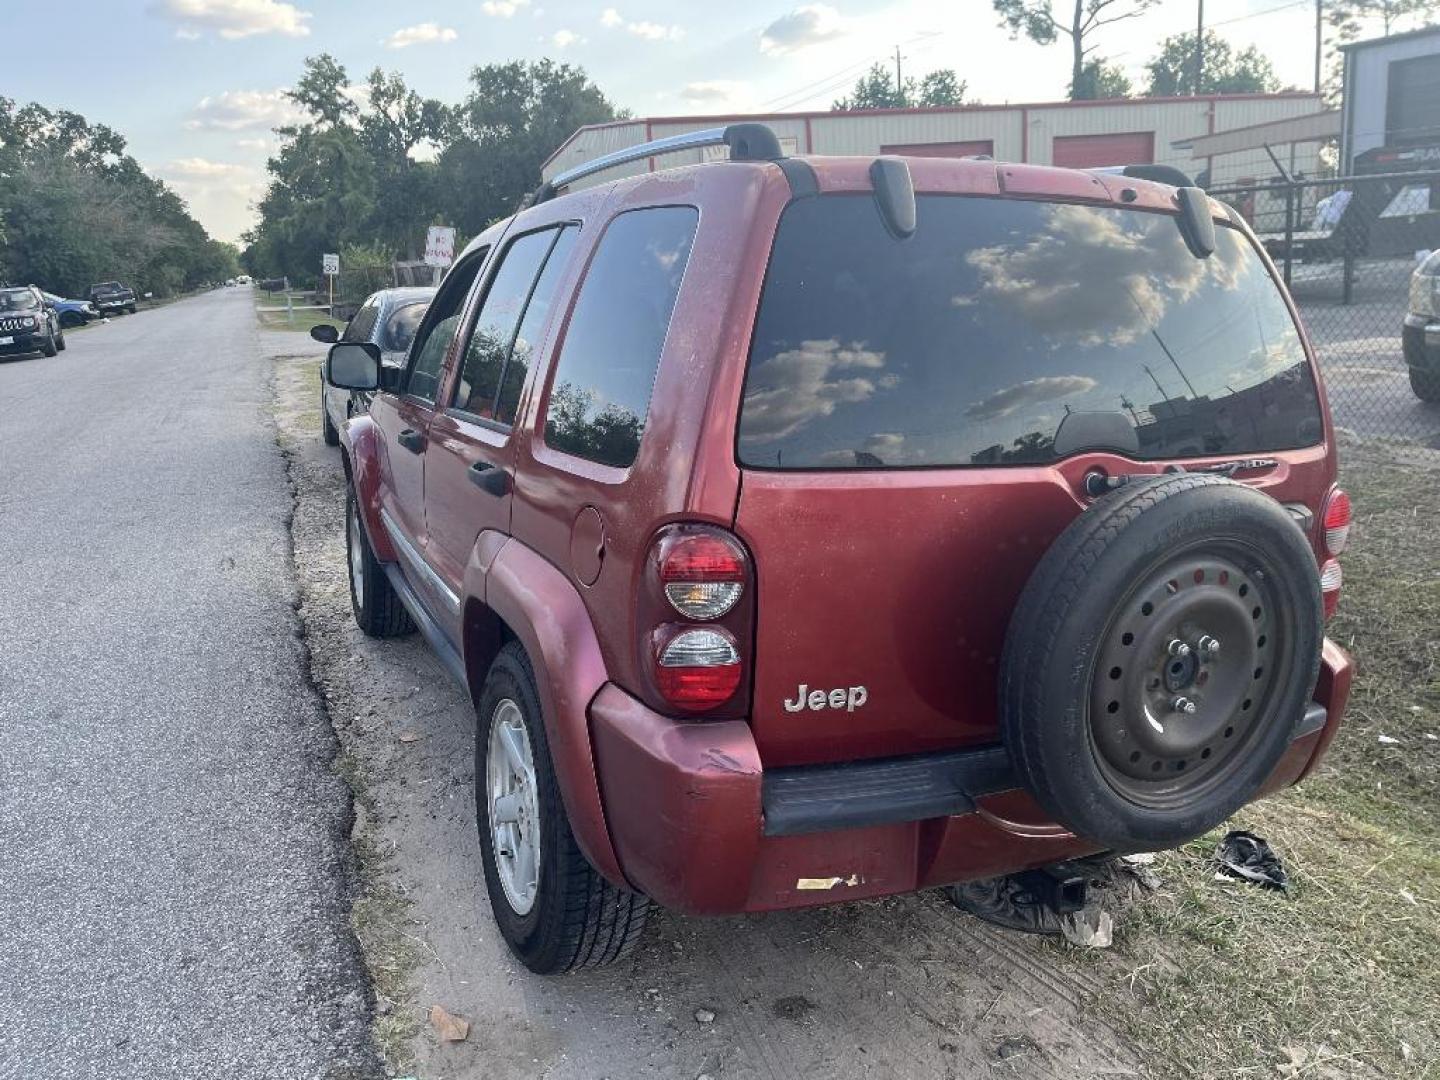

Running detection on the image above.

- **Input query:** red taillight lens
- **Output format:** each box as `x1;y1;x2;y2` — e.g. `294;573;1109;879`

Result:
1320;558;1343;619
654;627;742;710
1322;488;1351;556
659;533;746;619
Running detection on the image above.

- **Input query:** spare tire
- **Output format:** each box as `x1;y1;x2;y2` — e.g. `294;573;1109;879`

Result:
999;473;1323;852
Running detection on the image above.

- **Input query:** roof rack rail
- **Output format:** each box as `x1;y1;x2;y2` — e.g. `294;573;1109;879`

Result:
527;122;785;206
1090;163;1195;188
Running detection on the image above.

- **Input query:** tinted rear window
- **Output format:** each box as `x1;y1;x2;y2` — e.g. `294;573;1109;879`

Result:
737;195;1322;469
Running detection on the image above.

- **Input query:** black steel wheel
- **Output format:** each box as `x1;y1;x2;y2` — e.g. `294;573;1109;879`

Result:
1000;473;1323;851
1087;542;1298;811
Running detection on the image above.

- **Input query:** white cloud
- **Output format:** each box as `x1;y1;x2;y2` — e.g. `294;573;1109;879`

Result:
153;0;310;39
186;88;304;131
481;0;530;16
680;80;748;106
739;339;889;443
598;8;683;41
627;19;684;41
234;136;272;151
760;4;845;55
384;22;458;48
551;28;582;48
154;158;264;242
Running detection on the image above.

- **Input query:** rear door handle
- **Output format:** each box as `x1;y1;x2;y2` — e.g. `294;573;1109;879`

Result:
397;428;425;454
467;459;510;497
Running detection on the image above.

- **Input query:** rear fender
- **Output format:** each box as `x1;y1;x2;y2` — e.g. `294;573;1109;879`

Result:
467;538;626;887
340;414;397;562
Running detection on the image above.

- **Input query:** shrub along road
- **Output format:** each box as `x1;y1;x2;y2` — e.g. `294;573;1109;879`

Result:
0;290;375;1078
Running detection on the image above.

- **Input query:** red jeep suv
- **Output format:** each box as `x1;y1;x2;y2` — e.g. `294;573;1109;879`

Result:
324;125;1354;975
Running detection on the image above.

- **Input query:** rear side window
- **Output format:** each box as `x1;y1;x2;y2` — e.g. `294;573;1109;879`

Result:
383;301;428;353
544;206;697;468
737;195;1323;469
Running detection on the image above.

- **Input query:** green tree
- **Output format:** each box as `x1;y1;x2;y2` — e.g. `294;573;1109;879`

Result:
993;0;1160;100
437;60;623;236
1144;30;1281;96
1071;58;1133;99
1329;0;1439;38
833;64;968;109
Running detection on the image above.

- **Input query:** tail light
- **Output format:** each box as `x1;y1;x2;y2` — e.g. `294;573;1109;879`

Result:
1320;559;1343;619
642;524;753;715
1322;488;1351;555
655;627;742;709
1318;486;1350;620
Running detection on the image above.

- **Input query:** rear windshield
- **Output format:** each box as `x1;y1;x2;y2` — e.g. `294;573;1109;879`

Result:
737;195;1323;469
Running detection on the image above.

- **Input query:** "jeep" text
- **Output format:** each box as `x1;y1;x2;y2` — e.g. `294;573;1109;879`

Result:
783;684;868;713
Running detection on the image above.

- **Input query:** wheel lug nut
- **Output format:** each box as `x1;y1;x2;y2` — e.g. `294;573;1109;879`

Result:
1198;635;1220;657
1168;639;1192;658
1171;696;1198;714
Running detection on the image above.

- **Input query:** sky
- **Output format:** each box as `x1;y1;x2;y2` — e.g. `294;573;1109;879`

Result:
0;0;1386;244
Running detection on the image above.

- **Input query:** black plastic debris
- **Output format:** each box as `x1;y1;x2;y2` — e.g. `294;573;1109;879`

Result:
1214;830;1289;891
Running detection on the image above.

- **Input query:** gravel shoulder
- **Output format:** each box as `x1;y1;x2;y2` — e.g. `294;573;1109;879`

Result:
271;351;1144;1080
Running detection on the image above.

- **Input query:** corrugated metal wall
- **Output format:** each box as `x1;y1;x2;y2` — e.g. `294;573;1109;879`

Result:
541;96;1325;190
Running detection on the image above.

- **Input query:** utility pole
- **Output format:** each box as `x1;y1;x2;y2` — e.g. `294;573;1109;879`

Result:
1314;0;1324;93
893;45;904;102
1194;0;1205;95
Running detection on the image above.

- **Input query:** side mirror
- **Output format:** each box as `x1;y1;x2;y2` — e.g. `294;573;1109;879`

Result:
325;341;381;391
310;324;339;344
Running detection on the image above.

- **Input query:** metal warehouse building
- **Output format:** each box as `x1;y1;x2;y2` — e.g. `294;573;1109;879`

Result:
542;92;1326;188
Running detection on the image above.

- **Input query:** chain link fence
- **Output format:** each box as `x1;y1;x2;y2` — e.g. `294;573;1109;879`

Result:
1209;169;1440;450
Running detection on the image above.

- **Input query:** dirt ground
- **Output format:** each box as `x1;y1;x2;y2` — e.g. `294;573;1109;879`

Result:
268;349;1145;1080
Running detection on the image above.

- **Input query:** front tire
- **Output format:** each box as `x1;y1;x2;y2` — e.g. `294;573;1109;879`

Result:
40;330;57;357
55;329;66;352
126;304;138;315
477;642;649;974
345;484;414;637
1410;365;1440;403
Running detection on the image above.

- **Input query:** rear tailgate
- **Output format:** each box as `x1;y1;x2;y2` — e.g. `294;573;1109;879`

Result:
733;187;1332;769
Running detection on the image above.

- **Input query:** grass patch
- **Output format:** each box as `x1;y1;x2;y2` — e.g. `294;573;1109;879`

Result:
1068;440;1440;1079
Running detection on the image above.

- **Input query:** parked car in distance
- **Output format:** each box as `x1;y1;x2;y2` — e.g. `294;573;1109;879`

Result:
1403;248;1440;401
42;291;100;328
0;285;65;358
87;281;137;315
312;286;435;447
325;126;1354;976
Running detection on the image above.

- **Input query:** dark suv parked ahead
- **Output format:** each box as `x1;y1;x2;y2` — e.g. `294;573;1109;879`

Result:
326;126;1354;975
87;281;137;315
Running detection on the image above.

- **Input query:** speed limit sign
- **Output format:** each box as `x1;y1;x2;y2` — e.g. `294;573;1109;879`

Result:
322;253;339;276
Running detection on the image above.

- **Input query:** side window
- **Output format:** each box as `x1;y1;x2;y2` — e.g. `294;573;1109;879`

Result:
544;206;697;469
451;228;561;420
404;250;488;403
342;298;380;343
497;228;576;425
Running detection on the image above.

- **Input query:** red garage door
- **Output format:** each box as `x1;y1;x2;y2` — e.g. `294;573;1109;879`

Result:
1051;131;1155;169
880;140;994;158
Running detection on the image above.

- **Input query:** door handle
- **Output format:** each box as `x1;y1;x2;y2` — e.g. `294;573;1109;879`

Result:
467;459;511;497
397;428;425;454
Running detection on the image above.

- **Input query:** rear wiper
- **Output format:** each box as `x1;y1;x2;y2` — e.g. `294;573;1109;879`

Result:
1194;457;1279;476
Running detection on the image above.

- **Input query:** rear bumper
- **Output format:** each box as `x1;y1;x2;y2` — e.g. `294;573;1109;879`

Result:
590;638;1353;916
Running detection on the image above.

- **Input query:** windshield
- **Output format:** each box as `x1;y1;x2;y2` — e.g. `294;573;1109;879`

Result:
737;194;1323;469
0;289;40;312
91;282;122;291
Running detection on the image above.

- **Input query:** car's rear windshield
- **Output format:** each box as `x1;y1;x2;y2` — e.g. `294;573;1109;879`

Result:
736;194;1323;469
0;289;39;311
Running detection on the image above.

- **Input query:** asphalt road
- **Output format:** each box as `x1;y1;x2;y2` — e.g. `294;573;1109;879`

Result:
0;292;376;1079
